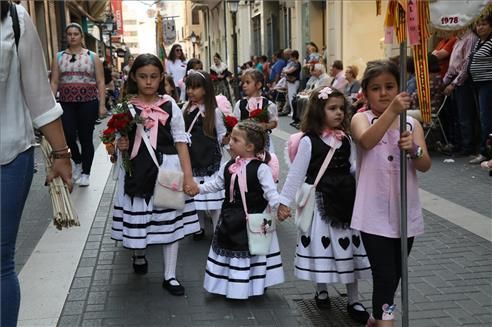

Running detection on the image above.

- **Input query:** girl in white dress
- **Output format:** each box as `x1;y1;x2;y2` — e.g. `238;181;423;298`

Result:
111;54;200;296
183;70;226;239
198;121;285;299
233;68;278;153
278;86;371;324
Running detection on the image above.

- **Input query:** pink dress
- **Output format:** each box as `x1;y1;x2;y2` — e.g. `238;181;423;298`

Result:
350;111;424;238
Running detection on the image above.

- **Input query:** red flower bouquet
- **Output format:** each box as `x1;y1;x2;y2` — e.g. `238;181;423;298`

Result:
249;108;269;123
223;114;238;133
100;102;137;176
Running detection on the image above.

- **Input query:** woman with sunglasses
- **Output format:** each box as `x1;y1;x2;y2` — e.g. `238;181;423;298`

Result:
166;44;188;102
50;23;106;187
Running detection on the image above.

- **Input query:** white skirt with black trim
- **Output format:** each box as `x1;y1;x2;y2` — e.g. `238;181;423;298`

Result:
203;233;285;299
111;154;200;249
294;205;372;284
193;172;225;211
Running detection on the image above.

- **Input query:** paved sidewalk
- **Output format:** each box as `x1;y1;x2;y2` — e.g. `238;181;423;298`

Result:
15;116;491;326
56;176;492;327
57;173;313;327
55;131;492;327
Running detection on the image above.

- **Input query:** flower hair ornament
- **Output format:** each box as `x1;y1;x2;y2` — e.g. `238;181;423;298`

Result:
318;86;334;100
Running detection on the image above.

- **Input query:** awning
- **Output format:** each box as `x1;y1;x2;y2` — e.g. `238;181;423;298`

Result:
191;0;222;11
66;0;109;23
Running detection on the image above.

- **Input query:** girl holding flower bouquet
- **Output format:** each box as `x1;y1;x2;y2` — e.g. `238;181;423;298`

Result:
277;86;371;324
233;68;278;153
183;71;227;239
111;54;200;296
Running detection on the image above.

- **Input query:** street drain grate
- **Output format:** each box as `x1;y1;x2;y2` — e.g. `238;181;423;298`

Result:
295;297;364;327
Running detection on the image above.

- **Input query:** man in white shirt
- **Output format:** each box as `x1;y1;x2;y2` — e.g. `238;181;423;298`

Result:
290;64;332;128
304;64;332;92
329;60;348;92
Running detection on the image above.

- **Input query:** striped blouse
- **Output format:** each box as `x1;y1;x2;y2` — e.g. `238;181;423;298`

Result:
469;38;492;83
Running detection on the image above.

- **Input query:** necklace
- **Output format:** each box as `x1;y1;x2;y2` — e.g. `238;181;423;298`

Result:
66;48;84;63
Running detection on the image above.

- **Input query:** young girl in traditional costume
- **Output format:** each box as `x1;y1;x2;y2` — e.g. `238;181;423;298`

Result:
278;86;371;324
233;69;278;153
183;71;227;239
198;121;284;299
111;54;200;296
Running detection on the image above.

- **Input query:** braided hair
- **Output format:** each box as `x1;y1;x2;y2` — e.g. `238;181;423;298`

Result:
235;120;267;155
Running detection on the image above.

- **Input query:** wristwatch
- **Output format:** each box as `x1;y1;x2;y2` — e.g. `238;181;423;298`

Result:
410;144;424;160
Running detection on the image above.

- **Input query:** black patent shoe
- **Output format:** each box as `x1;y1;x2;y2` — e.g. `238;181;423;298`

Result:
314;291;331;309
192;228;205;241
162;278;185;296
347;302;370;324
132;255;148;275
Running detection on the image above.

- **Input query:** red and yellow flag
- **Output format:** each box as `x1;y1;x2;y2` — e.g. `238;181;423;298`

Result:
381;0;432;123
412;0;432;123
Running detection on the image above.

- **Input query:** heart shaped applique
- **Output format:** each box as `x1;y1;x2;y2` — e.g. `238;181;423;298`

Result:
301;235;311;248
321;236;331;249
352;235;361;248
338;237;350;250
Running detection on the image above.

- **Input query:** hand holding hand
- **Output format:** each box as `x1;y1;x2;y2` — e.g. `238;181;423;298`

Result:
398;130;414;151
389;92;412;115
277;204;291;221
184;181;199;196
116;136;129;151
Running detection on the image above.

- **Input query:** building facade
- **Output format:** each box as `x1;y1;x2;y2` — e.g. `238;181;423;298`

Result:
185;0;391;78
15;0;127;69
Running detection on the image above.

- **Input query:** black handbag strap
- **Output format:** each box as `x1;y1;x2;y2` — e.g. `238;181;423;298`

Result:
10;3;20;50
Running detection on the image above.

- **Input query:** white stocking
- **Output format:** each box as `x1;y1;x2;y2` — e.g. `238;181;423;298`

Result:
162;242;179;284
209;209;220;232
133;249;146;265
346;281;362;307
316;283;328;299
197;210;206;230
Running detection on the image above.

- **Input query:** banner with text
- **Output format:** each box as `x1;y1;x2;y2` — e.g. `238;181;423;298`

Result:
111;0;124;35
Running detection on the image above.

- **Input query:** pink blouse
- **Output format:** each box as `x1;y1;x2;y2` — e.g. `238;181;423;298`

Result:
350;111;424;238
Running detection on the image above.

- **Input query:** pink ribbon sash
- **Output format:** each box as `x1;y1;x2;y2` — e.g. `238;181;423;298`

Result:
321;128;346;141
129;97;169;159
228;157;255;203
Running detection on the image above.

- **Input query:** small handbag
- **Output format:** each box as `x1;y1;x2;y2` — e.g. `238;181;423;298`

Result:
129;105;185;210
237;167;276;256
153;168;185;210
295;145;336;233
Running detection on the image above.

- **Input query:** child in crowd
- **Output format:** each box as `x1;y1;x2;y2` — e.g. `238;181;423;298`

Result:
195;120;284;299
183;70;227;240
164;74;179;103
233;68;278;153
111;54;200;296
350;60;431;326
177;59;203;102
186;58;203;73
278;86;371;324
